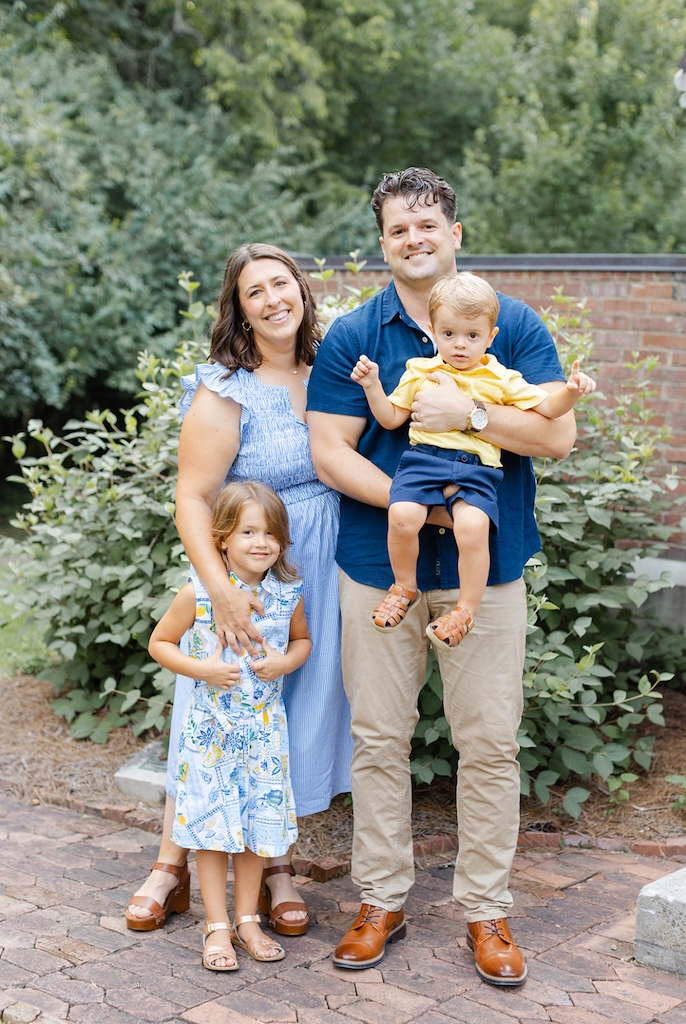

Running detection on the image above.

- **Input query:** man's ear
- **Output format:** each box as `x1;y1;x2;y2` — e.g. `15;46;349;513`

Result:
379;236;388;264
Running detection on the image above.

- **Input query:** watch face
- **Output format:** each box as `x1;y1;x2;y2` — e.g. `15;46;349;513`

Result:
470;407;489;431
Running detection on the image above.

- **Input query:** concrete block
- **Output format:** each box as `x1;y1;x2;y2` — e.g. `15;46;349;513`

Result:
114;740;167;805
635;865;686;975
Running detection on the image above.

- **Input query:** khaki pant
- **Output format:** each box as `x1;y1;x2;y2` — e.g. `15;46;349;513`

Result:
339;571;526;922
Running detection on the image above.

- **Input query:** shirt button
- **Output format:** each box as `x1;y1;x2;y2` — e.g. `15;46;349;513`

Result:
421;336;429;343
438;528;446;535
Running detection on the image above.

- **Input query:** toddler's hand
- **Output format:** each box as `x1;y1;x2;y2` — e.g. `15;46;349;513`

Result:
567;359;597;397
249;640;287;682
201;645;240;690
350;354;380;388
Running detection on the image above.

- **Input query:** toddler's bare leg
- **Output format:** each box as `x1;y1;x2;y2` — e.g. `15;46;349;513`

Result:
387;501;429;591
451;499;491;618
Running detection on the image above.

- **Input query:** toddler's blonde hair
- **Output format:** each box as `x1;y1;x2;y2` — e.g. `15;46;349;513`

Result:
429;272;500;331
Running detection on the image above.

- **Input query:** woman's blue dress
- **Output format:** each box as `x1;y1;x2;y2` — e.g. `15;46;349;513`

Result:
167;364;352;817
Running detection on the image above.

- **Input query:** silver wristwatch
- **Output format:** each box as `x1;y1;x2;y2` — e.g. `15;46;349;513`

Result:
466;401;488;433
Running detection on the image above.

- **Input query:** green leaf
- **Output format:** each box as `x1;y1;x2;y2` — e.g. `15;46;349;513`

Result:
562;787;591;820
534;770;560;805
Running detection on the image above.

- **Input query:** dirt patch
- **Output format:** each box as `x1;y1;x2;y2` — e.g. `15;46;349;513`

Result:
2;672;686;858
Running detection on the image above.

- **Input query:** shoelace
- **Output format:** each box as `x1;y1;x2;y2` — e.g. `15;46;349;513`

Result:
357;905;385;927
482;919;510;943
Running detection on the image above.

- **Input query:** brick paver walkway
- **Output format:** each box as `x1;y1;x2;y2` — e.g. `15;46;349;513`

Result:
2;792;686;1024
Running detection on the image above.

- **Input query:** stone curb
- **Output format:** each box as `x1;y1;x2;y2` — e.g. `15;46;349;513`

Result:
35;792;686;876
1;1002;63;1024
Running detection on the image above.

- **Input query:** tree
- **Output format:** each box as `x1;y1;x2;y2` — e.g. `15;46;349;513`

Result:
455;0;686;253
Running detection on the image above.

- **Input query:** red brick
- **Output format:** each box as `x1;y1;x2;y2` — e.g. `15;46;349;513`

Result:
310;855;350;882
518;832;561;849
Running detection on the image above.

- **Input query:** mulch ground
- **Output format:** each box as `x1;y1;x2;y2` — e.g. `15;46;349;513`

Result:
2;672;686;860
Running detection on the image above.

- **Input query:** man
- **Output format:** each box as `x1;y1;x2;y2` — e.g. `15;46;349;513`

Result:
307;167;575;986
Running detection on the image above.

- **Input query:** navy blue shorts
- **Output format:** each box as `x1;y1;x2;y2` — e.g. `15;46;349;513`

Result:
389;444;503;528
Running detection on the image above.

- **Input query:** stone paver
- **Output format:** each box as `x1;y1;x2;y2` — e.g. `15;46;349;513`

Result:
2;792;686;1023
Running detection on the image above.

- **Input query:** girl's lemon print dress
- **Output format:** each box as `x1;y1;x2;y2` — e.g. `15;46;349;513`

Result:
171;568;301;857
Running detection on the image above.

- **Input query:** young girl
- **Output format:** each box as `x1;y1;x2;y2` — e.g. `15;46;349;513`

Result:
148;480;311;972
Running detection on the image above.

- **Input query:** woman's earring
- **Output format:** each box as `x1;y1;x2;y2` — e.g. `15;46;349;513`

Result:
242;320;252;331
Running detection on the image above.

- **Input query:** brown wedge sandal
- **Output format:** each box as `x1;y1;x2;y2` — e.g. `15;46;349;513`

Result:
371;584;420;632
258;864;310;936
202;921;239;972
426;606;475;650
125;861;191;931
232;914;285;962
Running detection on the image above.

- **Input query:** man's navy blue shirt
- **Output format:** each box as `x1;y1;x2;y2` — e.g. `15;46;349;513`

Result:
307;280;565;591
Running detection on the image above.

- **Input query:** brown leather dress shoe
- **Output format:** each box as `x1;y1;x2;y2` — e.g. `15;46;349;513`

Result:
333;904;406;969
466;918;527;986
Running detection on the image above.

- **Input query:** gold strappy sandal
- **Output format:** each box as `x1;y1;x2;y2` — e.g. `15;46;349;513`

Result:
202;921;239;972
231;914;285;962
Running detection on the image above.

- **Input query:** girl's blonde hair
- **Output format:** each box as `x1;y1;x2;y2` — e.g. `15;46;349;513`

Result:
429;272;500;330
211;481;299;583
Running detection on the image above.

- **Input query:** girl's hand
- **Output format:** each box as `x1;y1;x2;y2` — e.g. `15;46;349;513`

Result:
248;640;287;682
350;354;380;388
200;645;241;690
566;359;597;397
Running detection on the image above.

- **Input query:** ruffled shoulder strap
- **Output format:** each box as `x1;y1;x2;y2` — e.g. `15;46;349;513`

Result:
179;363;249;418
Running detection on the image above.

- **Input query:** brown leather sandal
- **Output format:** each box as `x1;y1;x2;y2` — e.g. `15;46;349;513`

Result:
125;861;190;931
371;584;420;632
426;607;475;650
258;864;310;936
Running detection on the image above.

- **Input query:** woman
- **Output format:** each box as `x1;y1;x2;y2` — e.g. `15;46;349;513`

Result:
125;244;352;938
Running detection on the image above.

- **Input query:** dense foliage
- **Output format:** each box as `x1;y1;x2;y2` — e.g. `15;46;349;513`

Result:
3;277;684;812
2;0;685;429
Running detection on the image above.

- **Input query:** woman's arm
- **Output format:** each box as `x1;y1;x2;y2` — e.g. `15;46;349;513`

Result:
176;383;264;652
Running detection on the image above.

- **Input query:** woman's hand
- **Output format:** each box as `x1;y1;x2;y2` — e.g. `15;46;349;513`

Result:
207;580;265;656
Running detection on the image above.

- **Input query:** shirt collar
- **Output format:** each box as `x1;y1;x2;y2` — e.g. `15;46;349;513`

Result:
228;569;279;597
380;282;434;350
380;280;406;326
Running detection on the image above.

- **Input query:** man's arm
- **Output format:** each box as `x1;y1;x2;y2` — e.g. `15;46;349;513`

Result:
411;372;576;459
308;411;393;508
308;410;454;528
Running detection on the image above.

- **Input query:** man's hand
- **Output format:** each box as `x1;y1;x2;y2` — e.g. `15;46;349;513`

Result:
350;354;381;389
410;370;473;432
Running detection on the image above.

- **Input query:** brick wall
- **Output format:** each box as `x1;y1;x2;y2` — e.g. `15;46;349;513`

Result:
302;254;686;558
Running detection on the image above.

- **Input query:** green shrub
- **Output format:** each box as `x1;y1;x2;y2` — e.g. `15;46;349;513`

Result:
412;292;684;815
0;274;210;741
